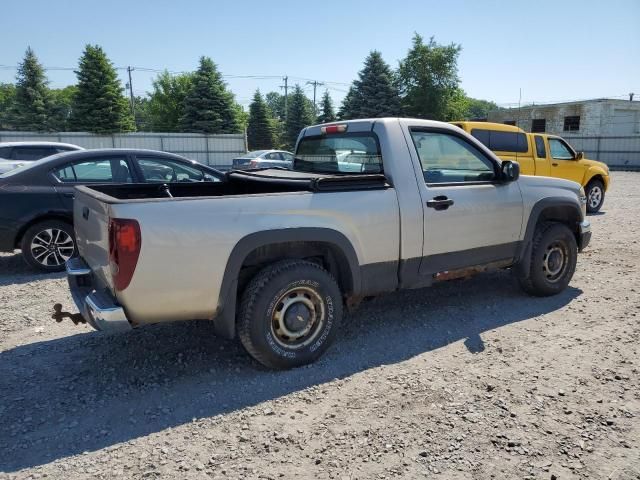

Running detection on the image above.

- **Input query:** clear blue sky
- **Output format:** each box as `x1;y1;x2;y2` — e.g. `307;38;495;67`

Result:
2;0;639;108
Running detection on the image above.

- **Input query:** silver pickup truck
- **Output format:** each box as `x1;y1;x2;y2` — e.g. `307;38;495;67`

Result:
62;118;591;369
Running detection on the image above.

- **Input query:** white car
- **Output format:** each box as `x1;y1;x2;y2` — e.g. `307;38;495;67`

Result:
0;141;84;174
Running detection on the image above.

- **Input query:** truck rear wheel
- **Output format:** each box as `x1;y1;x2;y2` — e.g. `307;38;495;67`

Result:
517;222;577;297
585;179;605;213
237;260;342;369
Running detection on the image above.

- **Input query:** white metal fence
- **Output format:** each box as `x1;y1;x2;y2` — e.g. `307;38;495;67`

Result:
562;135;640;170
0;131;248;169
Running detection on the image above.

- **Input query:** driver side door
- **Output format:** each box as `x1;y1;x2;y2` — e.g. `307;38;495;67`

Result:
409;128;524;276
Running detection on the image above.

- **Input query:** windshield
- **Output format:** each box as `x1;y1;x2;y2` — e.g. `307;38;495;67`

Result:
295;134;382;174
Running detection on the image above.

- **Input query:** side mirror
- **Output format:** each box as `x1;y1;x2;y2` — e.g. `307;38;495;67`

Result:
500;160;520;182
575;151;584;160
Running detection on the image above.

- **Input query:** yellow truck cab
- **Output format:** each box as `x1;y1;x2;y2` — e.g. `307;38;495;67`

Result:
452;121;610;212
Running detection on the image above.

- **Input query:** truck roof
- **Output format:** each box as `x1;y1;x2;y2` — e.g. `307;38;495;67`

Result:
450;121;526;133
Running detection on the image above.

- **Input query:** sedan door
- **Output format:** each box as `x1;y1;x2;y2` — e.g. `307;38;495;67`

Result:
52;155;135;210
407;128;524;276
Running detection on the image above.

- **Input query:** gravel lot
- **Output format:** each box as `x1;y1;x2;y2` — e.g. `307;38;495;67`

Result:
1;172;638;480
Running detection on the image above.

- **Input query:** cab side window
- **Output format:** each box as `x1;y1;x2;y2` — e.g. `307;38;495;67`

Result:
410;131;495;184
535;136;546;158
548;138;574;160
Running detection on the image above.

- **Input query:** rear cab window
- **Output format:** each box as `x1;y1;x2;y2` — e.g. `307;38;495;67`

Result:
295;133;382;174
470;129;529;154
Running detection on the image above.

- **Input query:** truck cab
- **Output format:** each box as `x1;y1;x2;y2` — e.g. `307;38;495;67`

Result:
452;121;610;212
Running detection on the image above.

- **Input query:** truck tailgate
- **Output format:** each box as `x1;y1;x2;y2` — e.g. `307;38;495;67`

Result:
73;187;114;292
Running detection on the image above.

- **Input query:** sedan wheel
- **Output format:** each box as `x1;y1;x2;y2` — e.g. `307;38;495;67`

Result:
21;220;77;272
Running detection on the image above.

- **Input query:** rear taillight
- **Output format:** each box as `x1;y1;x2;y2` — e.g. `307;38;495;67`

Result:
249;160;259;168
108;218;141;291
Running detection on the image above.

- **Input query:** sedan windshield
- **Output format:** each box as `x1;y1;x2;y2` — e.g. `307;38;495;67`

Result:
295;134;382;174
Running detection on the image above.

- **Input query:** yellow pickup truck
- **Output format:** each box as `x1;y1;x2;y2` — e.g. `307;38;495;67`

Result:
452;122;610;213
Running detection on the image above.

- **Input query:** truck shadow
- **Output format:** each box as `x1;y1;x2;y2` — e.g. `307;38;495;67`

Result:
0;271;581;472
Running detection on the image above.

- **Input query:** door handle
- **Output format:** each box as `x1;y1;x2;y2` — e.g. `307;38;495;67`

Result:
426;195;454;211
552;163;559;167
63;192;75;199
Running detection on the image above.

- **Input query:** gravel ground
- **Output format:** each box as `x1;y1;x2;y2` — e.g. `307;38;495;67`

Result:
1;172;638;480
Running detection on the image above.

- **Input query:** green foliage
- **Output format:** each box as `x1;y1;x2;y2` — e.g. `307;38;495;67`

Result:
70;44;135;133
181;56;241;134
397;34;462;120
265;91;286;121
463;97;499;120
9;47;51;131
284;85;314;149
48;85;77;131
147;71;193;132
317;90;336;123
133;96;152;131
339;51;401;120
0;83;16;129
247;90;276;150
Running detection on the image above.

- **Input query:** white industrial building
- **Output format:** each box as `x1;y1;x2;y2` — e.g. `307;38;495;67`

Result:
488;98;640;136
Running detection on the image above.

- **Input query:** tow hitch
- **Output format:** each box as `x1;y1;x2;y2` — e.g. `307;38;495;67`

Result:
52;303;86;325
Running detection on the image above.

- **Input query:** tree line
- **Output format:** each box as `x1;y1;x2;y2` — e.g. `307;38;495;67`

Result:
0;34;498;151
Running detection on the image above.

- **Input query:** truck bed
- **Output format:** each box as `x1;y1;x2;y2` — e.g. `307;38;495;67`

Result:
82;169;389;202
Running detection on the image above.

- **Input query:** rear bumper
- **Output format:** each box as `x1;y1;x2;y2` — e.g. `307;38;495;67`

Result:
66;257;132;332
578;220;591;251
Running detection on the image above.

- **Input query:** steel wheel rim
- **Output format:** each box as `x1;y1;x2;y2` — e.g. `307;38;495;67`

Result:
30;228;74;267
271;286;325;349
543;242;568;282
588;186;602;209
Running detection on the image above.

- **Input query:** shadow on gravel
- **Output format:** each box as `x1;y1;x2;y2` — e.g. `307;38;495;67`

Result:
0;252;64;286
0;271;581;472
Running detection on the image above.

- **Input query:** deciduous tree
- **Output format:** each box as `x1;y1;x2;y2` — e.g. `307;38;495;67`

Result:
147;71;193;132
397;34;462;120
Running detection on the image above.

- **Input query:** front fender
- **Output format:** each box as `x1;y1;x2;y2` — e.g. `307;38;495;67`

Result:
584;167;610;191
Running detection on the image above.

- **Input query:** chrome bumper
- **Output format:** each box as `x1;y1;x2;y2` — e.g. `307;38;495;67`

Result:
65;258;132;332
578;220;591;251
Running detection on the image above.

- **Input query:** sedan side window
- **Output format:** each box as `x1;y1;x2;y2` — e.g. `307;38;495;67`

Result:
548;138;574;160
410;131;495;184
137;157;204;182
54;157;132;183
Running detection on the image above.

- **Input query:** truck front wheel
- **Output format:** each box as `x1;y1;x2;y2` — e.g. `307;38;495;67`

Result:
237;260;343;369
585;179;605;213
517;222;577;297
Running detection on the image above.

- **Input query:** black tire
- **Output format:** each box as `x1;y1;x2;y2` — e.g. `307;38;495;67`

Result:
517;222;577;297
585;179;605;213
20;220;77;272
237;260;343;369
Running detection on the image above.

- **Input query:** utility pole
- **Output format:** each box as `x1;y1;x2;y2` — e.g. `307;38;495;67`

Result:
306;80;324;116
126;66;135;118
280;76;288;123
630;92;635;102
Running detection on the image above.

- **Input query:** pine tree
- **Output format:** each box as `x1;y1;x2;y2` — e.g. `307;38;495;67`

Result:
317;90;336;123
9;47;51;131
338;86;358;120
70;45;134;133
181;56;240;134
340;51;401;120
247;89;275;150
285;85;314;149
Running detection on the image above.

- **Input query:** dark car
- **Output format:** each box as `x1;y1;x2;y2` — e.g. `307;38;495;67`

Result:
231;150;295;170
0;149;224;272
